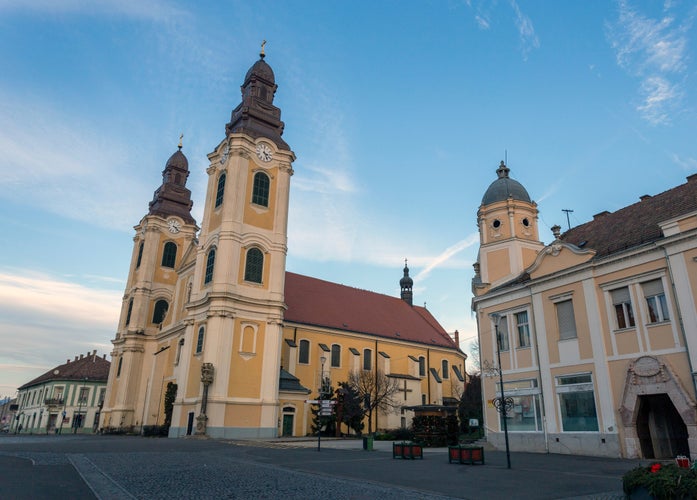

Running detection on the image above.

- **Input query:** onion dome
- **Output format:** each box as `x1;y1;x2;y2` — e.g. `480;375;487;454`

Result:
244;57;275;86
147;140;195;224
481;161;532;205
400;260;413;306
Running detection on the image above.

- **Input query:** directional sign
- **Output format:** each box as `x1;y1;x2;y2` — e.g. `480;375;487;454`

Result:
305;400;319;404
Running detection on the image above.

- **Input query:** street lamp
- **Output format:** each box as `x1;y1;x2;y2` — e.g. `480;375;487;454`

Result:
317;356;327;452
491;313;512;469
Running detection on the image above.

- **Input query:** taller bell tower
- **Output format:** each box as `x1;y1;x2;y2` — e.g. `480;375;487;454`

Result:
473;161;544;296
171;48;296;438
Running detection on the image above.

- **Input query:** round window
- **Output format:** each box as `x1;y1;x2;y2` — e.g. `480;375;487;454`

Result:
492;219;501;229
522;218;530;227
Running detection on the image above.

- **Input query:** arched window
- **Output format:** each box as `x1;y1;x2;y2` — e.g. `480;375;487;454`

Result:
204;248;216;284
136;242;144;268
244;248;263;283
363;349;372;371
215;172;226;208
152;299;169;324
418;356;426;377
162;242;177;268
331;344;341;368
298;339;310;364
252;172;270;207
196;326;205;354
125;298;133;326
442;359;449;379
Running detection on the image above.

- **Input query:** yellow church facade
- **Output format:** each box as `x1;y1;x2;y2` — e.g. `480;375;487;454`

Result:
99;52;466;439
472;163;697;459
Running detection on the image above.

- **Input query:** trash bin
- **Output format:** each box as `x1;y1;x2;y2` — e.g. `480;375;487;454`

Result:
362;436;374;451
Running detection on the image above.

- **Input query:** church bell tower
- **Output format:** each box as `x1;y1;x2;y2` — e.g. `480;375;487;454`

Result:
171;46;296;438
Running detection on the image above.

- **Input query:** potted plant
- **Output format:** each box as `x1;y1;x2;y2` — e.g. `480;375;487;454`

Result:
622;462;697;499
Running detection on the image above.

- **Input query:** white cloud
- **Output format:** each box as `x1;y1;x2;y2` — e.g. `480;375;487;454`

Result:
414;234;479;282
510;0;540;60
671;153;697;171
606;0;692;125
0;269;118;395
0;92;152;229
0;0;182;20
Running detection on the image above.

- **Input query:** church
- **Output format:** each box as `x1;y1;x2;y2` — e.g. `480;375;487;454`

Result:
472;161;697;459
99;50;466;439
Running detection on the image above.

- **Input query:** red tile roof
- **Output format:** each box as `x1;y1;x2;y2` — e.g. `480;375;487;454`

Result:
284;272;460;350
561;174;697;258
19;352;110;390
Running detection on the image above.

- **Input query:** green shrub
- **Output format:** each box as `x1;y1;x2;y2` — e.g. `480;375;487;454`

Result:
622;463;697;499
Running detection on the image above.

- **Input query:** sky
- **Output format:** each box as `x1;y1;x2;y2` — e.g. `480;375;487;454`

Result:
1;0;696;397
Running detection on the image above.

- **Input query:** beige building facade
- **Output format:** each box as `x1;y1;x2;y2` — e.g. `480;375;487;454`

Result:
99;52;466;439
472;163;697;459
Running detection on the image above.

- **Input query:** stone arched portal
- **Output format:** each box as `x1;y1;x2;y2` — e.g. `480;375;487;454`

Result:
618;355;697;459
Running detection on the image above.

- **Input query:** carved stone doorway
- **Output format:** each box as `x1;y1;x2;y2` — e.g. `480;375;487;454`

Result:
636;394;689;459
619;356;697;459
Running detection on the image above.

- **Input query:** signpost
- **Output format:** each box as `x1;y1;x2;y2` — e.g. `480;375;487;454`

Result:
306;399;336;452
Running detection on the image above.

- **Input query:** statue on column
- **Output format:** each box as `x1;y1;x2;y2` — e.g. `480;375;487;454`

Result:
195;363;214;435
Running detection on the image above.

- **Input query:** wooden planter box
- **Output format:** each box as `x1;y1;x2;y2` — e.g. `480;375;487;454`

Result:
448;445;485;465
393;442;424;459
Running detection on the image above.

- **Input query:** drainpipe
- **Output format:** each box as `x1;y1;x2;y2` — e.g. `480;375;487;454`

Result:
662;246;697;398
375;339;378;432
528;287;549;453
427;349;431;403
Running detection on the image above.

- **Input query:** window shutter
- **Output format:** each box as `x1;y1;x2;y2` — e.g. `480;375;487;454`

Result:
611;287;630;304
556;300;577;340
642;279;664;297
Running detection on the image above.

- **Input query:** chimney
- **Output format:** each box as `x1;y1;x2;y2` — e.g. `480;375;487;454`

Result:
640;194;651;201
103;354;106;360
74;356;78;361
79;354;84;360
454;330;460;346
67;359;70;364
593;211;610;220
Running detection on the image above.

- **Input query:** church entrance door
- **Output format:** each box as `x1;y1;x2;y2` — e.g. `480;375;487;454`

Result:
636;393;689;459
282;414;294;436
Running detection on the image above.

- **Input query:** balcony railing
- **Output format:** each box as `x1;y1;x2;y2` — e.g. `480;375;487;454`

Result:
44;398;64;406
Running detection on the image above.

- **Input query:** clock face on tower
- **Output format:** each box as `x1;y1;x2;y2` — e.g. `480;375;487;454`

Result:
219;144;229;165
255;143;273;162
167;218;181;233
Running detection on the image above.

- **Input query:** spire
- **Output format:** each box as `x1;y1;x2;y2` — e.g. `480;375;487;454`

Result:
400;259;413;306
225;47;289;150
147;139;195;224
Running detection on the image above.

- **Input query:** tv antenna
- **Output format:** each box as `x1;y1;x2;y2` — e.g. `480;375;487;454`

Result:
562;209;574;231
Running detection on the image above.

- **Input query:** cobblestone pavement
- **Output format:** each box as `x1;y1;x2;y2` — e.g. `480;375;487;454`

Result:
0;434;634;499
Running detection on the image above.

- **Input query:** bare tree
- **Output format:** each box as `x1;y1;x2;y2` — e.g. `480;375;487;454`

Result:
468;338;481;373
347;369;401;434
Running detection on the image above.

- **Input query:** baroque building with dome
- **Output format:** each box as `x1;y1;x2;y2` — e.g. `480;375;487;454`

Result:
99;52;466;439
472;162;697;459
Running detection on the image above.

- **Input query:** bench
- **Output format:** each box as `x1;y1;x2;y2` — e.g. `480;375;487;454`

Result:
448;445;484;465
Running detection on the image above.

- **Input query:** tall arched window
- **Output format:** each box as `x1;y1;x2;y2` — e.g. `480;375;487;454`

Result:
196;326;205;354
125;298;133;326
442;359;449;379
136;242;144;268
331;344;341;368
204;248;216;284
418;356;426;377
152;299;169;324
215;173;226;208
162;242;177;268
244;248;263;283
252;172;270;207
298;339;310;364
363;349;372;371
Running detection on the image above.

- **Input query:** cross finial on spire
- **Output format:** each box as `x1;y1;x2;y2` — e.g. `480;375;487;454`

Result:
260;40;266;59
178;133;183;150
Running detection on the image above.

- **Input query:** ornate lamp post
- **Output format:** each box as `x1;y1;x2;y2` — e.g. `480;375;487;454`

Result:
491;313;512;469
74;377;88;434
317;356;327;452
